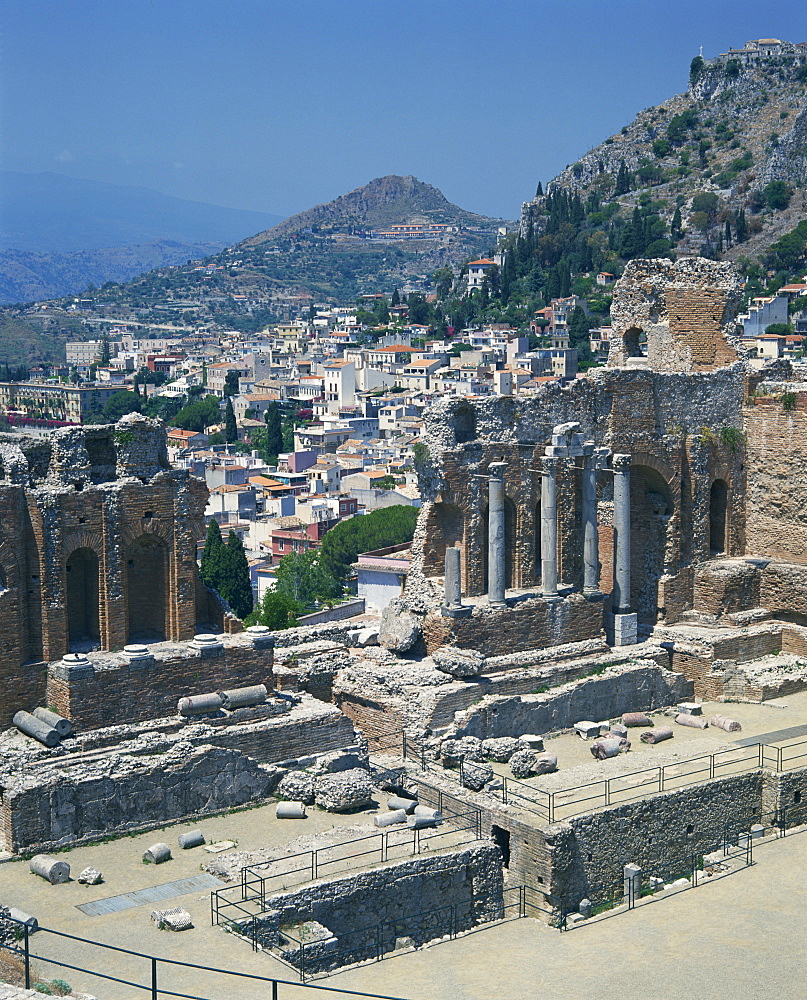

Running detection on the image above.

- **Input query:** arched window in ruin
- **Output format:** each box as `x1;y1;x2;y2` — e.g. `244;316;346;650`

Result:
534;500;542;583
65;547;100;643
630;465;673;626
451;402;477;444
709;479;729;555
623;327;644;358
422;502;465;577
126;535;169;642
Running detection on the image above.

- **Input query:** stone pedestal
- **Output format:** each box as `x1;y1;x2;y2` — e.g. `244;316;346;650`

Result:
612;612;638;646
623;863;642;905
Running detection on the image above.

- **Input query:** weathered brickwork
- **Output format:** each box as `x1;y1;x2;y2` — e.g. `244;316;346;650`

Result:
0;415;237;725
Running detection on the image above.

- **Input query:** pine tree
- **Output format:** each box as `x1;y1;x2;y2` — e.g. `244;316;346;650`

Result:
264;401;283;457
221;531;253;619
391;288;400;306
200;520;225;591
224;397;238;443
535;181;543;197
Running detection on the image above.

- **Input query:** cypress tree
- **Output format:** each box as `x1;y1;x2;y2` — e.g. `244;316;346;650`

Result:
671;206;683;239
224;397;238;444
200;520;225;590
724;219;732;248
535;181;543;197
221;531;253;619
264;401;283;457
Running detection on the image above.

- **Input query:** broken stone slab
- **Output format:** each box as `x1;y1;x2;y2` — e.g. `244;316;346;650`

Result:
8;908;38;931
530;752;558;775
387;795;418;813
574;721;601;740
378;608;421;653
374;809;408;828
143;843;172;864
675;713;709;730
356;627;380;648
310;750;367;775
203;840;236;853
77;867;103;885
608;723;629;739
276;771;316;805
151;906;193;931
440;736;484;766
481;737;520;762
622;712;653;727
461;760;493;791
177;830;205;850
276;801;306;819
677;702;703;716
432;645;485;677
710;714;742;732
30;855;70;884
314;768;374;812
578;898;592;918
518;734;545;751
640;727;674;745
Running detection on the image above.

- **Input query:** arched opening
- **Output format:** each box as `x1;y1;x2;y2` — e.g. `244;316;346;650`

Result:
630;465;672;626
491;825;511;868
126;535;169;642
709;479;728;555
65;547;100;644
451;402;477;444
623;326;644;358
534;500;542;583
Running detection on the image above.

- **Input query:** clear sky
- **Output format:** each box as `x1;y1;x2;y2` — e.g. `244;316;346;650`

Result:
2;0;805;221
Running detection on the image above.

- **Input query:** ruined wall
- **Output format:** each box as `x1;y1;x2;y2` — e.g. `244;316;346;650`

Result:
47;639;274;731
0;415;230;725
744;395;807;564
607;257;744;372
452;664;691;740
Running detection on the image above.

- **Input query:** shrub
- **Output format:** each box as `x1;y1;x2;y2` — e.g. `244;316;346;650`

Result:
782;392;797;412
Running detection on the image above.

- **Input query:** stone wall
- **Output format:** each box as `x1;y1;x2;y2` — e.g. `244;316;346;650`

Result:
254;844;503;973
46;636;275;731
452;663;691;740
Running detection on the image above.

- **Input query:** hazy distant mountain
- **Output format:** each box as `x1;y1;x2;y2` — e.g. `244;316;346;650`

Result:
243;174;502;244
0;171;283;252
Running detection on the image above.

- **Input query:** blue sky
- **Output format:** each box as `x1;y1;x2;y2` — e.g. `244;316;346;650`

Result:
2;0;805;220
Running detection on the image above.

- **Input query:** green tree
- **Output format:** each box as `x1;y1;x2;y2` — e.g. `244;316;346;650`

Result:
224;397;238;444
246;590;303;629
763;181;791;211
275;550;342;605
102;390;142;422
671;206;683;239
223;368;240;397
220;531;253;618
689;55;705;85
264;401;283;457
318;505;418;585
99;332;111;365
172;395;221;432
200;520;225;591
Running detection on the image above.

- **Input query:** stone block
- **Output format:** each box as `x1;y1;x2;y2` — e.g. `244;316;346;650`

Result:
277;771;316;805
461;760;493;791
314;768;374;812
574;721;601;740
77;867;103;885
151;906;193;931
518;734;544;751
481;737;520;762
612;613;638;646
677;702;703;715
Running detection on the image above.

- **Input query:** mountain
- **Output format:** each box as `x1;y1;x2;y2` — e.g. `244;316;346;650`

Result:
0;240;228;305
520;40;807;267
0;171;283;252
244;174;500;244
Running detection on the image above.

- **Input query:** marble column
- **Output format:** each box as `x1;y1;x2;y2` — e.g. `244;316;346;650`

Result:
582;447;599;594
444;546;462;610
487;463;507;608
612;453;632;613
541;456;559;598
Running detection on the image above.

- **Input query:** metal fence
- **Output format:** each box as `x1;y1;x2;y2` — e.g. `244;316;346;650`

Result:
370;729;807;824
1;920;411;1000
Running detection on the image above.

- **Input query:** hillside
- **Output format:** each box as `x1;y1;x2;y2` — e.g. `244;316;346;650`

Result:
244;174;499;243
521;41;807;266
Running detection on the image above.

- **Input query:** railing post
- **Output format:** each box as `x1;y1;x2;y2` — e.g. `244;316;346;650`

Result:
311;849;317;882
778;746;783;771
549;790;554;824
658;766;663;793
502;776;508;806
272;980;278;1000
402;730;407;759
605;778;610;806
709;754;715;780
23;923;30;989
151;956;158;1000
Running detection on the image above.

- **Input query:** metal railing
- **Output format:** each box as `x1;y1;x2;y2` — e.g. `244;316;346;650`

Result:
211;804;482;929
371;729;807;824
1;919;412;1000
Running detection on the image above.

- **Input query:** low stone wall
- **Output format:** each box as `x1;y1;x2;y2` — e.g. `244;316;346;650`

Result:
0;743;282;853
297;599;366;626
47;634;274;731
254;844;503;973
422;593;604;658
453;663;691;741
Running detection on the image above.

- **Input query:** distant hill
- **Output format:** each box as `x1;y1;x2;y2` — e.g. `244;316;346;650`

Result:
0;240;228;305
0;171;283;252
244;174;501;244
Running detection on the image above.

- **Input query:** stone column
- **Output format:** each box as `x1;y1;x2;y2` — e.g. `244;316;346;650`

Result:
612;453;637;645
444;546;462;610
541;456;559;598
582;447;599;594
487;462;507;608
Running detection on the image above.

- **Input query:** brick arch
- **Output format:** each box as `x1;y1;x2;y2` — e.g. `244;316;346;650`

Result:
62;529;104;559
119;516;174;550
125;533;171;641
629;455;678;626
628;452;681;507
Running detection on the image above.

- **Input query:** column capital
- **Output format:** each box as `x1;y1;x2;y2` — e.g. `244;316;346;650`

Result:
541;455;560;474
612;453;632;472
488;461;507;478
